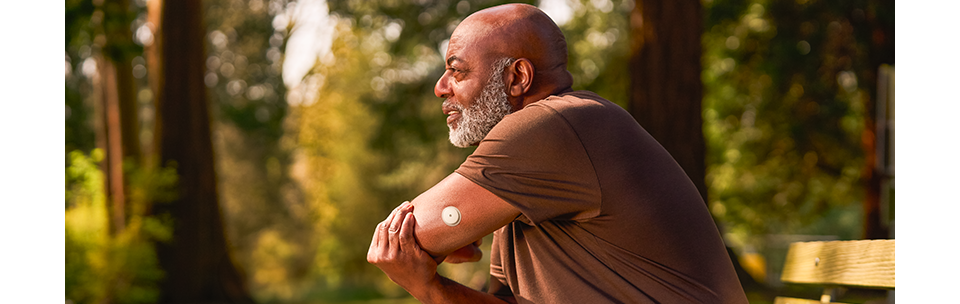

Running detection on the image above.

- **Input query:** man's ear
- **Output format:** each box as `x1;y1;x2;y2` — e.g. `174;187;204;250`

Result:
505;58;535;97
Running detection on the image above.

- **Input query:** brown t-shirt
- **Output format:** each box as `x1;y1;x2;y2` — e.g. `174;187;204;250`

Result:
455;91;747;303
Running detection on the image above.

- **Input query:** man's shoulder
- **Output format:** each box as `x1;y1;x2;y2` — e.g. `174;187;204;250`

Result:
533;90;610;110
517;90;631;126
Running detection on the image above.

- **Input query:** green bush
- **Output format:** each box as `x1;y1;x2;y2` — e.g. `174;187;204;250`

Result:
65;150;175;304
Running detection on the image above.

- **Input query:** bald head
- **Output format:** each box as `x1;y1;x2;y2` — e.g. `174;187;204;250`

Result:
458;4;568;72
446;4;573;102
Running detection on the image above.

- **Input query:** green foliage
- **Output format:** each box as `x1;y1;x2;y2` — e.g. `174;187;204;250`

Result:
701;0;892;265
64;0;99;156
200;1;325;302
560;0;633;107
65;1;178;300
205;0;289;138
66;150;177;304
64;0;149;155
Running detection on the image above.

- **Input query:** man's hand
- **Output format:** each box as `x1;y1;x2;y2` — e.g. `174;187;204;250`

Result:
368;201;515;304
367;202;440;294
444;239;483;264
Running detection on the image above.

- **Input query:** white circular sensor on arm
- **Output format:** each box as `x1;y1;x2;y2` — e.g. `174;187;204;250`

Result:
441;206;461;227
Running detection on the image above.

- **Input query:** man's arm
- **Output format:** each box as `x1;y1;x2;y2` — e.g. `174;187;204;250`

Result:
367;202;516;303
407;172;521;257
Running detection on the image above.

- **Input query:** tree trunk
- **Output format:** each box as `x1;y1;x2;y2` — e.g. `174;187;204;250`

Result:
150;0;253;302
628;0;707;202
97;57;128;234
94;0;142;235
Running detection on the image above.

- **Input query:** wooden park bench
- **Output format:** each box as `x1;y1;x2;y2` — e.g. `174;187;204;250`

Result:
774;239;895;304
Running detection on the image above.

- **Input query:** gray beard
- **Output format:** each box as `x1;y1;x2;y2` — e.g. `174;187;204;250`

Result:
446;58;514;148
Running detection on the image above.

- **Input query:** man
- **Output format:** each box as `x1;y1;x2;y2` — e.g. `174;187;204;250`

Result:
367;3;747;303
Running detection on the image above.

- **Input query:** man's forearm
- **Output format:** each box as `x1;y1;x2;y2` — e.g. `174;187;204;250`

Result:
409;274;513;304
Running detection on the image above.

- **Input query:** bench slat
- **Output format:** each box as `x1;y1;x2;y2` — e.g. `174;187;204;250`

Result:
773;296;842;304
780;240;895;289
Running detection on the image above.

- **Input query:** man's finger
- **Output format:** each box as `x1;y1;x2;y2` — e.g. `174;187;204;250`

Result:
378;201;408;250
378;219;390;250
371;221;383;248
384;209;397;229
388;202;409;233
387;204;410;249
398;211;418;252
382;202;405;232
367;222;380;262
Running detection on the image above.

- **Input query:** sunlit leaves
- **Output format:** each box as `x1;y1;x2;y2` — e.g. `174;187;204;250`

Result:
205;0;289;136
561;0;633;107
66;150;172;304
702;0;890;255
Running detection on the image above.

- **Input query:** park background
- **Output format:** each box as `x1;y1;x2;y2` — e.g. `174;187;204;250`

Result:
56;0;901;303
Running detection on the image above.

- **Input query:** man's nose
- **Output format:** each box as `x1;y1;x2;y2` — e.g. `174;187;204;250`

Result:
435;73;451;99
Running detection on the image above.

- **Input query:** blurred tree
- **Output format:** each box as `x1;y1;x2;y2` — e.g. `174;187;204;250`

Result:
845;1;894;240
100;0;143;235
701;0;894;282
147;0;254;302
69;0;305;302
65;0;143;235
66;0;98;156
66;1;176;303
200;0;316;301
628;0;707;201
559;0;633;108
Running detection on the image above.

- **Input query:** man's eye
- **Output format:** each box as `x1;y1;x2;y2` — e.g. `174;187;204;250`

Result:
447;68;465;80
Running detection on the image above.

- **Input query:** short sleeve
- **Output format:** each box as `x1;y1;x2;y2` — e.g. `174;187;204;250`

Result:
454;103;601;224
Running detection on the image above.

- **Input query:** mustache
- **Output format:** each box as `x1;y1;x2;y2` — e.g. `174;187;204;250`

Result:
442;99;465;111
